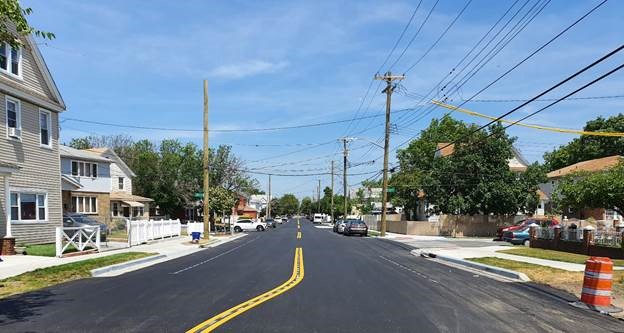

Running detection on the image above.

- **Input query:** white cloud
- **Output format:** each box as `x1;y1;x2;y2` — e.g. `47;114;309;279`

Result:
210;60;289;79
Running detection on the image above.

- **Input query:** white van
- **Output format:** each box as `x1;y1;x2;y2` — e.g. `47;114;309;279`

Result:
313;213;324;224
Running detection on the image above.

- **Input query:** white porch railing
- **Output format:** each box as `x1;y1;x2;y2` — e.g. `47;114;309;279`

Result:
55;226;101;258
128;219;182;246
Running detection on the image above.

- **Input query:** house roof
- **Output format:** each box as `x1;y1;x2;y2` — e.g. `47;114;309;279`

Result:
436;143;455;157
26;35;66;111
60;145;110;162
547;155;622;179
435;142;529;172
110;192;154;202
61;174;83;189
85;148;136;177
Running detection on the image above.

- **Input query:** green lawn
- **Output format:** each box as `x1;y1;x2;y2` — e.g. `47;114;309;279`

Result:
498;247;624;267
367;230;381;237
0;252;155;299
25;243;93;257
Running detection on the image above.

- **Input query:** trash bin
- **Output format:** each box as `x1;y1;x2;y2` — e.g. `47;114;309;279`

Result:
191;232;201;242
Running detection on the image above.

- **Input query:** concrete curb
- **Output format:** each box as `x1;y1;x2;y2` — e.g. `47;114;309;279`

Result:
90;254;166;277
200;233;247;248
412;250;530;282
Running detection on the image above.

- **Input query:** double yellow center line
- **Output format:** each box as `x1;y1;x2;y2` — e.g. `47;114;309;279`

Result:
186;247;304;332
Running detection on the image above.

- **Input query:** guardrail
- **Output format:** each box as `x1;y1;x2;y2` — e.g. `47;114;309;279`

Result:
56;226;101;257
128;219;182;246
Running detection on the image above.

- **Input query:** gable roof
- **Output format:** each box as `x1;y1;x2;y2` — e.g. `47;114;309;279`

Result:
85;148;136;177
547;155;622;179
59;145;110;162
25;35;65;110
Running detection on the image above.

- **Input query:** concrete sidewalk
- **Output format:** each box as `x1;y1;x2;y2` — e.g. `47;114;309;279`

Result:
0;233;246;280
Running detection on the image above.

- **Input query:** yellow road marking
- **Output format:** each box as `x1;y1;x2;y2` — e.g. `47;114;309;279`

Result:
186;247;305;333
297;231;302;239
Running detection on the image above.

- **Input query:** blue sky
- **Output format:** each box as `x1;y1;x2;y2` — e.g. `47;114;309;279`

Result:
24;0;624;198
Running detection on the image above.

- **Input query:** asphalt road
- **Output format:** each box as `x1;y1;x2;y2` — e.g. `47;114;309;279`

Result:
1;219;623;332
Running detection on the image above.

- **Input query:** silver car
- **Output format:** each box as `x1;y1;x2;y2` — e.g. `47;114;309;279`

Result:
334;219;347;233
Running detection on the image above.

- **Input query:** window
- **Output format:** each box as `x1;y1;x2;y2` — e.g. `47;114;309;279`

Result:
112;202;119;217
0;43;21;76
132;207;144;217
10;192;47;222
72;196;98;214
118;177;124;190
39;110;51;146
71;161;98;178
6;97;20;138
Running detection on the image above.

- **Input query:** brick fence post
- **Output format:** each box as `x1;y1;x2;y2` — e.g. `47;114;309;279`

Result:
529;223;539;248
582;225;595;255
553;225;562;249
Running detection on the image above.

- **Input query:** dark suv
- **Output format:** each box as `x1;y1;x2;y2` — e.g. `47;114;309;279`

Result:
63;213;108;241
343;219;368;236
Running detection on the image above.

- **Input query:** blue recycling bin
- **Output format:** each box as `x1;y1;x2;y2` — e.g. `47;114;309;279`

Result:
191;232;201;241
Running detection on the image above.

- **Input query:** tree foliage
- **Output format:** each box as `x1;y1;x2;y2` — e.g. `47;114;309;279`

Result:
543;114;624;171
395;116;545;217
0;0;55;47
552;162;624;216
300;197;313;215
67;135;259;216
278;194;299;215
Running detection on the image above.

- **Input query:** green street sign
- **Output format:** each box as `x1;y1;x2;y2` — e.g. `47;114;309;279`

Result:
387;188;395;193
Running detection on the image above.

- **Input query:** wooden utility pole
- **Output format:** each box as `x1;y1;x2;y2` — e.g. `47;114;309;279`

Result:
317;179;321;213
203;80;210;240
330;161;334;223
267;174;272;218
342;138;349;218
375;72;405;237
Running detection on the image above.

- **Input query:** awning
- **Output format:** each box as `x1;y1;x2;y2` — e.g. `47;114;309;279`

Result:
122;201;144;208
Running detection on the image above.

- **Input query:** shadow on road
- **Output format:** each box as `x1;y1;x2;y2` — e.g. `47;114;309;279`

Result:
0;290;56;325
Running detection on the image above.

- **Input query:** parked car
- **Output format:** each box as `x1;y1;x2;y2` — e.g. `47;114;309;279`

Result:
333;219;344;233
265;218;277;228
281;217;288;224
62;213;108;241
503;226;531;246
495;217;559;241
313;213;324;224
343;219;368;236
233;219;266;232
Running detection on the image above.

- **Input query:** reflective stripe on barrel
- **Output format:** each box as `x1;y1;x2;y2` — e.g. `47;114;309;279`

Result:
580;256;613;307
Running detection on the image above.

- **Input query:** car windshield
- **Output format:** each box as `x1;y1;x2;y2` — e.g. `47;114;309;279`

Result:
68;215;99;224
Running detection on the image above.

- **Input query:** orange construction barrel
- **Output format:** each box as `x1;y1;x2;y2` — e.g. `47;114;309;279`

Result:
581;256;613;307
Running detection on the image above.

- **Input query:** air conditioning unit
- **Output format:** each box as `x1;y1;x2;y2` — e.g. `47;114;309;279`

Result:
8;127;21;138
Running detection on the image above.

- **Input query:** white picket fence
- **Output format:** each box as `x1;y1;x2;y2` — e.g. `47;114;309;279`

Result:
56;226;101;257
128;219;182;246
186;222;205;236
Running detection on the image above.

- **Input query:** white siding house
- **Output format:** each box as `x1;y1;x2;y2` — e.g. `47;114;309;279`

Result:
0;33;66;252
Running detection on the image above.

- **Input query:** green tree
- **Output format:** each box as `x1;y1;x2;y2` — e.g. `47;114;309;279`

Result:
207;186;237;216
553;162;624;216
0;0;55;47
397;116;543;216
300;197;313;215
278;194;299;215
544;114;624;171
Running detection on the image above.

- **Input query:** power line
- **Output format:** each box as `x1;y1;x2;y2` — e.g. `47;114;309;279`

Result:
388;0;440;71
436;44;624;156
462;94;624;102
376;0;423;73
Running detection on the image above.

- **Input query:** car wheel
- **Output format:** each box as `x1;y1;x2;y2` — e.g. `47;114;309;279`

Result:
523;239;530;246
257;226;265;232
234;226;242;233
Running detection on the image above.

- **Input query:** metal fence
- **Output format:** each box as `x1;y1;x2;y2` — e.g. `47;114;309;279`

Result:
535;227;554;240
594;229;623;248
560;228;583;242
128;219;181;246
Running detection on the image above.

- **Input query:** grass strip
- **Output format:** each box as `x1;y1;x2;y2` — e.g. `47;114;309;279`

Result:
498;247;624;266
0;252;155;299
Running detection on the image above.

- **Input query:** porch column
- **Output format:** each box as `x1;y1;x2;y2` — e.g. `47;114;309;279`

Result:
4;175;10;237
